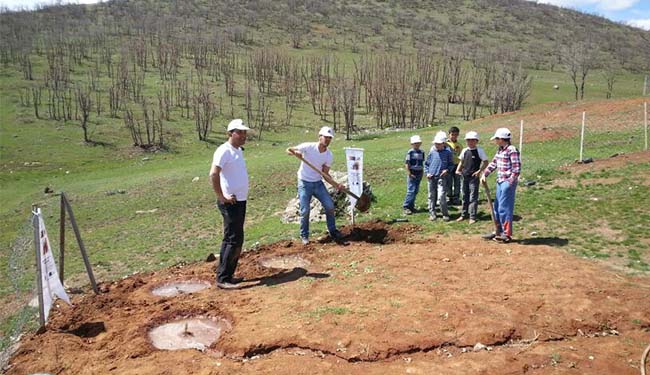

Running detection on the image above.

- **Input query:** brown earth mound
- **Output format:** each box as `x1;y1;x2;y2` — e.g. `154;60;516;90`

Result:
6;220;650;375
472;98;647;142
559;150;650;175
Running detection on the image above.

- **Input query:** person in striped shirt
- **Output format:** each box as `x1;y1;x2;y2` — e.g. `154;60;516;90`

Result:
480;128;521;243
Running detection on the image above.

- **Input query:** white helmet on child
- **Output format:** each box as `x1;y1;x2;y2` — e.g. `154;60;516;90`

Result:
465;131;480;140
410;135;422;144
432;131;447;144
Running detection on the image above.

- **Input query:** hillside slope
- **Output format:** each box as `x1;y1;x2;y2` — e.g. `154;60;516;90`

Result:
0;0;648;71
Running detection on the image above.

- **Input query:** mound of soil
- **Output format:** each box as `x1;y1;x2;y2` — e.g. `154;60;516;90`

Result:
559;150;650;175
6;220;650;374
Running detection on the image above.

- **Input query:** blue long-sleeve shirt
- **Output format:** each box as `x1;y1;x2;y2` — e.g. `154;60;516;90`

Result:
425;147;453;177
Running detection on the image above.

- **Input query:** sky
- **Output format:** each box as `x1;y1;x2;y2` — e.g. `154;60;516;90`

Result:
529;0;650;30
0;0;649;30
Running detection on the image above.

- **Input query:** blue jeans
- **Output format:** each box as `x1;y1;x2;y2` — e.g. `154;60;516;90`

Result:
402;172;422;210
298;180;337;239
428;175;449;217
447;164;461;202
494;180;517;237
461;175;480;219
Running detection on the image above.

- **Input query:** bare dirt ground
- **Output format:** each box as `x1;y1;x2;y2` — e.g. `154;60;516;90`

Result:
559;150;650;175
472;98;648;142
6;221;650;375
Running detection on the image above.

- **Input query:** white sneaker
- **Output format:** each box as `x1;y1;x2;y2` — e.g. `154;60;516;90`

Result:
301;237;309;245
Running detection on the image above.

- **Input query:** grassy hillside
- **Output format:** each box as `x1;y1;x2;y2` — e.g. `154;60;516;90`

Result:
1;0;649;71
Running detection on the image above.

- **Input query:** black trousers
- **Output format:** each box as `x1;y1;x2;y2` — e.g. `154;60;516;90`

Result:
217;200;246;283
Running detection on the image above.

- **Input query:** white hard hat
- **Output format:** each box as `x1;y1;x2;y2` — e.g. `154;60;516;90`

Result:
433;135;447;144
465;131;480;140
432;131;447;144
227;119;250;132
410;135;422;144
318;126;334;137
491;128;511;140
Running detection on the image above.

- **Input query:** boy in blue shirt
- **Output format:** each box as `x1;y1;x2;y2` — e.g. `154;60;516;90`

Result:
403;135;424;215
425;133;453;221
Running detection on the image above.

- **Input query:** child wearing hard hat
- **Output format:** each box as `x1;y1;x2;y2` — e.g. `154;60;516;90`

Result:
424;133;454;221
402;135;425;215
455;131;489;224
480;128;521;242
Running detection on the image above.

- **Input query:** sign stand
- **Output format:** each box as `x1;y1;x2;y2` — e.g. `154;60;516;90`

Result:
59;192;99;294
32;192;99;331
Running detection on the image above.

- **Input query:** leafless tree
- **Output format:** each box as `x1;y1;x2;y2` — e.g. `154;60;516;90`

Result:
31;86;41;118
603;62;619;99
193;85;216;141
123;102;164;149
563;42;594;100
75;84;92;142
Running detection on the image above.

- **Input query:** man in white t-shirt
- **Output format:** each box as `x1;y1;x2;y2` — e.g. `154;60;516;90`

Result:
287;126;346;245
209;119;249;290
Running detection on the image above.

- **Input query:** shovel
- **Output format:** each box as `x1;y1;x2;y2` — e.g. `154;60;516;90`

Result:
481;180;500;235
293;153;371;213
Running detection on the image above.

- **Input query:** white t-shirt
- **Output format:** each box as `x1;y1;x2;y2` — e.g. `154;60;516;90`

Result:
458;146;488;161
295;142;333;182
211;142;249;201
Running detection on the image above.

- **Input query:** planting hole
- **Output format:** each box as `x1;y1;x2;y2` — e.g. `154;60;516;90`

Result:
148;317;230;351
151;281;211;297
259;255;310;269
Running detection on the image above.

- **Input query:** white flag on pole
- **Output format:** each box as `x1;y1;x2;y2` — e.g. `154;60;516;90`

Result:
37;209;71;320
344;148;364;213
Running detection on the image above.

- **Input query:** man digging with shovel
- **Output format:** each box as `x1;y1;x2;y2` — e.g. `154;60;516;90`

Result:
287;126;349;246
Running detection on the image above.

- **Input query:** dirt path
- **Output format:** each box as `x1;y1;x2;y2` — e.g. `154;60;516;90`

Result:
6;221;650;374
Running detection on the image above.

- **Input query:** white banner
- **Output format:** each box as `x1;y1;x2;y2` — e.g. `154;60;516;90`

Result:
344;148;364;212
36;209;71;321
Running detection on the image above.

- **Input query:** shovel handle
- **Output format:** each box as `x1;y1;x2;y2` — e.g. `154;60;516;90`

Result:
293;153;360;200
481;179;500;233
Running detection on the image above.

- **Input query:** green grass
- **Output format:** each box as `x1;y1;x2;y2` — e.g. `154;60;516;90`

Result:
2;46;650;356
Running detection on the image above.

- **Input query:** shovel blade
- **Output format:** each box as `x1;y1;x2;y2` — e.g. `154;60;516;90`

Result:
354;193;371;212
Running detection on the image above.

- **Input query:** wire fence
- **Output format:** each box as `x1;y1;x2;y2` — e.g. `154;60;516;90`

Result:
512;100;648;178
1;215;38;369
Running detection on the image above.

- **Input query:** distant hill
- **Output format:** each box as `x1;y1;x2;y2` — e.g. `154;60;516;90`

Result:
1;0;648;72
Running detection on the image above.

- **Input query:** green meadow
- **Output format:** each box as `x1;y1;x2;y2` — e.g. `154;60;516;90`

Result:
1;51;649;352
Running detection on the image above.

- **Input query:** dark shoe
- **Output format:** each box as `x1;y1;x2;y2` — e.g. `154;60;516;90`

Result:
494;235;512;243
228;277;244;284
482;232;497;240
216;282;240;290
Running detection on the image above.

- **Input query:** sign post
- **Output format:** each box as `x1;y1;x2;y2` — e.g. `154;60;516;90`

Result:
579;111;586;162
344;148;364;225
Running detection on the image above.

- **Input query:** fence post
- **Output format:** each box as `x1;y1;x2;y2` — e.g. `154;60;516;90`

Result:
519;120;524;155
59;194;65;284
579;111;586;162
643;102;648;151
32;207;46;330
